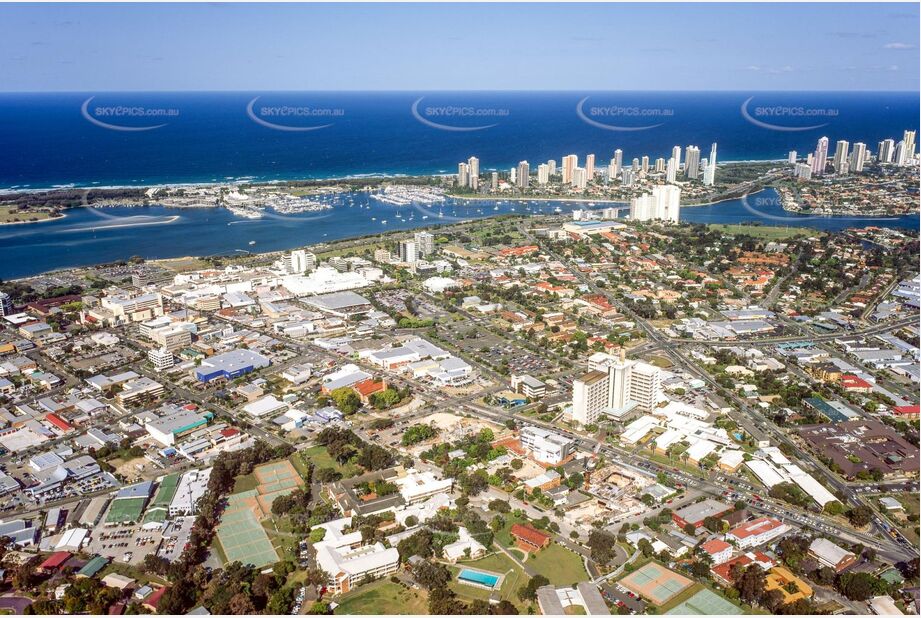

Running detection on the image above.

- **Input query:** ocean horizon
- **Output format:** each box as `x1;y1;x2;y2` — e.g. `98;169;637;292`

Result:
1;90;918;189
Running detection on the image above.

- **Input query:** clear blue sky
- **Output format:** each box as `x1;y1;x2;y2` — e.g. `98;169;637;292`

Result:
1;3;918;91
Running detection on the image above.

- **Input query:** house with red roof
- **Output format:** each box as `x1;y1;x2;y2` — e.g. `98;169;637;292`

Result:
37;551;72;574
142;587;168;612
353;378;387;404
510;523;550;553
45;413;73;432
711;552;775;586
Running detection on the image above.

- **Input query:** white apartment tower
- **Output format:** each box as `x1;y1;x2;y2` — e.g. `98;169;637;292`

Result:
571;350;663;426
414;231;434;257
537;163;550;185
812;136;829;175
398;240;417;264
684;146;701;179
666;157;677;184
585;154;595;179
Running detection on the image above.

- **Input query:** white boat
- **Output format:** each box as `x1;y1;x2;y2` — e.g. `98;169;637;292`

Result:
248;240;256;245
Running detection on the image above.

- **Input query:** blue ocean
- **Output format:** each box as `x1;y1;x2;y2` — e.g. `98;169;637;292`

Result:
1;91;917;188
0;91;917;279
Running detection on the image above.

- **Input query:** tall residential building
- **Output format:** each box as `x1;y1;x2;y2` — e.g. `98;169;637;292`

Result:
849;142;867;173
702;158;715;186
794;162;813;180
398;240;417;264
833;140;850;175
572;167;588;190
457;162;469;188
666;157;677;183
654;157;666;173
641;155;649;173
671;145;682;171
517;161;530;189
509;167;517;183
812;137;829;175
630;185;680;223
562;154;578;184
895;140;908;166
903;130;916;160
490;172;499;190
685;145;701;179
621;168;635;187
788;150;798;164
283;249;315;274
612;149;623;177
414;231;434;257
547;159;557;176
878;139;895;163
0;291;13;317
467;156;480;189
585;154;595;179
631;157;640;172
654;184;681;222
571;350;663;426
537;163;550;185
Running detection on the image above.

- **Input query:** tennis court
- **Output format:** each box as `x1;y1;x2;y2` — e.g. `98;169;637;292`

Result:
665;589;738;615
253;459;304;512
216;490;279;568
620;563;693;606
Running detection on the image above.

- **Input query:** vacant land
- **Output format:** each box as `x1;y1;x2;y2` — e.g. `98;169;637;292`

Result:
333;579;427;615
302;445;362;478
525;543;588;586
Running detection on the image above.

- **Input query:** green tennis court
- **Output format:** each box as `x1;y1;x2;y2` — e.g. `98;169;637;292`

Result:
215;490;279;568
665;589;738;615
620;563;693;606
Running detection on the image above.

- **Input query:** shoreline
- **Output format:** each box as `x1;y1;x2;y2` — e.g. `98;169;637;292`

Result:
0;160;782;195
0;212;67;226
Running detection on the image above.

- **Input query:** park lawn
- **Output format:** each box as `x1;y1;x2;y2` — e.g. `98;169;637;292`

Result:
0;205;56;223
565;606;587;615
451;551;529;611
333;579;427;615
302;445;362;478
289;451;313;480
706;223;820;240
525;543;589;587
494;513;528;547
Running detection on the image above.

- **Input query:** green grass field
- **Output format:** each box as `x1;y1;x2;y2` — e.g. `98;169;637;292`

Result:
494;514;528;547
333;579;428;615
524;543;589;586
302;445;362;478
706;223;821;240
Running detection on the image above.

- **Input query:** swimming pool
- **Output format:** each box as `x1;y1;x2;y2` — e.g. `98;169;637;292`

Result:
458;568;501;589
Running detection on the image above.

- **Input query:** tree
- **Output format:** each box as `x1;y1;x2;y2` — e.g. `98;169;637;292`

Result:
735;565;766;606
587;530;618;566
683;523;697;536
412;560;451;590
846;505;874;528
329;387;361;415
489;499;511;513
835;572;885;601
517;574;550;601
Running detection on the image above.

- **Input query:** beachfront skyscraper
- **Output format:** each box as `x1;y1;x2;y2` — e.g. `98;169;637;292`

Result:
788;150;798;164
457;162;469;188
710;143;718;168
878;139;895;163
517;161;530;189
547;159;557;176
849;142;867;173
666;157;677;183
833;140;850;175
641;156;649;174
904;130;916;159
562;154;578;184
685;145;701;179
537;163;549;185
585;154;595;179
572;167;587;190
612;149;623;177
654;158;665;173
467;156;479;189
812;137;829;175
